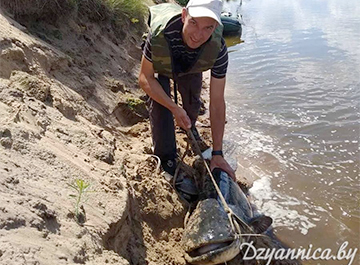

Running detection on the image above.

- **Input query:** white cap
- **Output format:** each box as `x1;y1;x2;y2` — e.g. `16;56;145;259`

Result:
186;0;223;25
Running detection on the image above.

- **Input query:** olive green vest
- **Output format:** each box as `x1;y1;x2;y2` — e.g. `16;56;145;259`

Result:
149;3;223;78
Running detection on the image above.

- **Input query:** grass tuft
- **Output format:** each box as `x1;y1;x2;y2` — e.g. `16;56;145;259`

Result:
0;0;73;20
126;97;145;109
0;0;149;26
106;0;148;24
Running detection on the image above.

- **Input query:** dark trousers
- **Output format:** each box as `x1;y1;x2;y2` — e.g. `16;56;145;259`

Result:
148;73;202;161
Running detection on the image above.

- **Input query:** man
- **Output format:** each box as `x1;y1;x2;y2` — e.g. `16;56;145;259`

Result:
139;0;235;180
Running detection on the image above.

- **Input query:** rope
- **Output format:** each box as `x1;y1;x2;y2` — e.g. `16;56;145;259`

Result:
147;131;261;237
186;130;254;235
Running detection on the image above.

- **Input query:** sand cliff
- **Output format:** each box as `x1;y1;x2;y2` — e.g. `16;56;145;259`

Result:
0;6;196;264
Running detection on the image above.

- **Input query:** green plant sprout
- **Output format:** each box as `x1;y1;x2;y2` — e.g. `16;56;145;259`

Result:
126;97;145;111
68;178;92;223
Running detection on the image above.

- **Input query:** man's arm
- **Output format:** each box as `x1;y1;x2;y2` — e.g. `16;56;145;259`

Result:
138;56;191;129
209;76;236;179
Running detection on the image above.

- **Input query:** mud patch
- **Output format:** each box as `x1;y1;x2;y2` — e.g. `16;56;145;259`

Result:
112;97;148;126
103;157;188;265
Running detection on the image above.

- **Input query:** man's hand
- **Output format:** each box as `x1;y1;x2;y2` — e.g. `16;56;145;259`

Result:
210;155;236;180
172;106;191;130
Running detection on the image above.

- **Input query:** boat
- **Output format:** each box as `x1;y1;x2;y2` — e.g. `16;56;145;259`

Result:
221;12;242;36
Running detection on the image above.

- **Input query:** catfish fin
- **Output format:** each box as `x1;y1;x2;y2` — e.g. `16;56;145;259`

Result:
249;215;273;234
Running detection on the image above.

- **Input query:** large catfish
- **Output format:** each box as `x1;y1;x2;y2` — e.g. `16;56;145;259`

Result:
182;168;273;265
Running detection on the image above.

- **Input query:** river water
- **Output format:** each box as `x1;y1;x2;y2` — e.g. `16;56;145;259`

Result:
222;0;360;264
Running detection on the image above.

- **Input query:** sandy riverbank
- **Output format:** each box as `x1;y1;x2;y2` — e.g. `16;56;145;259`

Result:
0;2;295;264
0;5;221;264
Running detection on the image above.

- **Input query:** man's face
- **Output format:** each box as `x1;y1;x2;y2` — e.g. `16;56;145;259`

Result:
181;8;218;49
